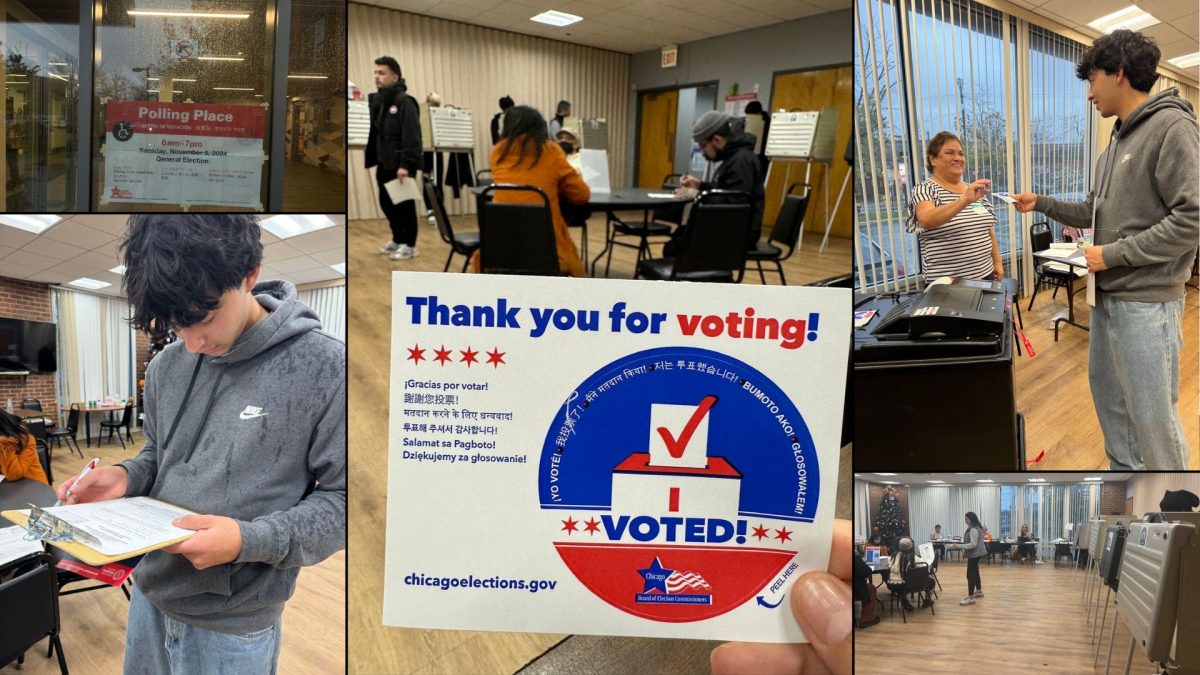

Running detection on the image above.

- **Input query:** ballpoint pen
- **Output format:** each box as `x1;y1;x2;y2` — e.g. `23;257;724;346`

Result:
55;457;100;507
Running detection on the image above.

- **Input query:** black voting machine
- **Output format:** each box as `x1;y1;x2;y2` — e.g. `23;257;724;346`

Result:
854;278;1023;469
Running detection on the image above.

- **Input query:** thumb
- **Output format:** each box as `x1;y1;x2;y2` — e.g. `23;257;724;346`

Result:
172;514;216;531
791;571;852;675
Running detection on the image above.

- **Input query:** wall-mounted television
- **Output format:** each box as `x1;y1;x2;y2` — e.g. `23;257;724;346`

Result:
0;317;57;373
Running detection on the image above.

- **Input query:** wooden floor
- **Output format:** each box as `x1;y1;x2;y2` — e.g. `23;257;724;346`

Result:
855;559;1159;674
1014;283;1200;469
18;431;345;674
347;215;854;674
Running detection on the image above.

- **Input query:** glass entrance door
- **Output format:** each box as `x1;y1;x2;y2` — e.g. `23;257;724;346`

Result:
2;0;80;211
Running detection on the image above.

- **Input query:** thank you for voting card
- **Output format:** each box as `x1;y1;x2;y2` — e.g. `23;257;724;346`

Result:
384;273;849;642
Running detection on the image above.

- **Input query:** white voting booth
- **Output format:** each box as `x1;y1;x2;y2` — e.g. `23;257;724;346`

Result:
348;99;370;148
765;108;840;253
420;105;476;211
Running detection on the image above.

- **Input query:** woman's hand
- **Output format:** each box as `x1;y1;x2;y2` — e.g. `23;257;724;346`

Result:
958;179;991;204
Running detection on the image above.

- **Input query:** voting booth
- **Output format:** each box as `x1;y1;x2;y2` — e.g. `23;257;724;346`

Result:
765;108;840;252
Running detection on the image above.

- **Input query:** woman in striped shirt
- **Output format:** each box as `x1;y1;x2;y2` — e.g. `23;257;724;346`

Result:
907;131;1003;281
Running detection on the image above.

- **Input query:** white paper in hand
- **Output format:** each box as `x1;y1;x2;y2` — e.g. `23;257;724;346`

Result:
1087;272;1096;307
384;177;421;204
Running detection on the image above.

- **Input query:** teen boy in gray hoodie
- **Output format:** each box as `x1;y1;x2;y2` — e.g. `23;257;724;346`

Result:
1015;29;1198;470
57;215;346;673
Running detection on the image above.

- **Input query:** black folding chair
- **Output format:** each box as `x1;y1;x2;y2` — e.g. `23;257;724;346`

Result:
746;182;810;285
99;402;134;449
47;404;82;459
636;190;751;283
1027;221;1076;311
0;554;68;674
885;562;935;623
425;176;480;272
478;184;561;276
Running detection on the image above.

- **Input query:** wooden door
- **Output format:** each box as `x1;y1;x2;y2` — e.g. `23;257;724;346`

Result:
637;89;678;188
765;66;854;239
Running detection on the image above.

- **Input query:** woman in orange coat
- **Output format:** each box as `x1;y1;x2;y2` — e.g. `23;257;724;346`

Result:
0;411;48;484
474;105;590;276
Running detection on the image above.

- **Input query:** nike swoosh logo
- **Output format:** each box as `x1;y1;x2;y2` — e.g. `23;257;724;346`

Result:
239;411;268;420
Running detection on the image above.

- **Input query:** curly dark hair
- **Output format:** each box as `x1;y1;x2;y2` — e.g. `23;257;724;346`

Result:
496;105;550;169
925;130;961;172
1076;29;1159;93
120;214;263;340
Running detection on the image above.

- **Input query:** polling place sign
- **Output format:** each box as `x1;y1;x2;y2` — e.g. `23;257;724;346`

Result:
384;273;849;642
102;101;265;208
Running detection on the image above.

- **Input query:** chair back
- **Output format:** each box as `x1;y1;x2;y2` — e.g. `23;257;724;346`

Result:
478;184;560;276
120;401;134;427
475;169;494;187
65;404;80;433
1030;222;1053;253
0;560;59;670
904;561;932;590
35;438;52;485
20;399;41;412
424;177;457;246
673;190;752;278
25;420;47;442
768;183;812;253
652;174;686;226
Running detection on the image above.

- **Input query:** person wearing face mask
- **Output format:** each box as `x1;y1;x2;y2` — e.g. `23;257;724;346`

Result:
667;111;765;257
906;131;1001;282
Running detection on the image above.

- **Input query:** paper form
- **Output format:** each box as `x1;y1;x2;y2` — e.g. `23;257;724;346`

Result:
0;524;44;566
20;497;195;556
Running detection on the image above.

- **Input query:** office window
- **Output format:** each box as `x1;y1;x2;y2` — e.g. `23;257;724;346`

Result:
92;0;275;211
282;0;345;211
999;484;1015;538
2;1;81;212
1068;483;1096;539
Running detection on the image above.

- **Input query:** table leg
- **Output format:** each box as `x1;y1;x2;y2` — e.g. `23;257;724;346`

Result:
590;210;615;277
1053;271;1090;340
85;411;92;447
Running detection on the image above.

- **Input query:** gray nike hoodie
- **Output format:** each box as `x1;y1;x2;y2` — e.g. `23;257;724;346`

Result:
119;280;346;634
1035;88;1199;301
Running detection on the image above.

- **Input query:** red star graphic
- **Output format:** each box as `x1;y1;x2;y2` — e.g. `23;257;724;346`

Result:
486;347;506;368
460;346;479;367
774;527;793;543
752;524;770;541
406;344;425;364
561;517;578;534
584;517;600;535
433;345;453;366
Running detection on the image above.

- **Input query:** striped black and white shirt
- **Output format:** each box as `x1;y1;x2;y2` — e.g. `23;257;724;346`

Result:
907;179;997;281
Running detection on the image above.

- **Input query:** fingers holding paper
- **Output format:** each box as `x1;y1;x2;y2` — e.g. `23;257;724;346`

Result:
55;465;128;505
1011;192;1038;213
164;514;244;570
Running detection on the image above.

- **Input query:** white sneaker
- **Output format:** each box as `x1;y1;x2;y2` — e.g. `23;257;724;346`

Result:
1035;560;1045;565
379;241;400;254
390;244;420;261
973;591;984;598
959;597;975;606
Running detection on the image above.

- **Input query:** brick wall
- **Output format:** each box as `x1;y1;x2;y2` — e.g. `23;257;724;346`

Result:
0;277;59;421
1100;481;1128;515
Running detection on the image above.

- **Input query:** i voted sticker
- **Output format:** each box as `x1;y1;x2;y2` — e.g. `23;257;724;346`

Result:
539;346;817;622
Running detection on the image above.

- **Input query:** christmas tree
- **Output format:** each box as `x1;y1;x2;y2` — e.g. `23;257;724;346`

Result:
876;486;908;547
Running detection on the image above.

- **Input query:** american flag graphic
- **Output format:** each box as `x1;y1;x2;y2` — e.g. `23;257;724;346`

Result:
665;570;712;594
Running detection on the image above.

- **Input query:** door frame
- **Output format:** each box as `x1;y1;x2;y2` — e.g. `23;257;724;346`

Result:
632;79;718;187
766;62;853;112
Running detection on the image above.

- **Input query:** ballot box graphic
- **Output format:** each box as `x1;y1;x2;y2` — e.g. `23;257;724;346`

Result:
540;347;821;622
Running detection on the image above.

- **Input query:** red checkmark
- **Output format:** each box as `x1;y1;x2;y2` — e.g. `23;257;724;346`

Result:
657;395;718;458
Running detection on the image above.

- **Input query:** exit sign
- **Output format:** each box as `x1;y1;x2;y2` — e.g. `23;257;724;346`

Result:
661;45;678;69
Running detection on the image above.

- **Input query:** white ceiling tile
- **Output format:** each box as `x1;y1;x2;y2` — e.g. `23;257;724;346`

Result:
0;227;37;249
1138;0;1196;22
376;0;441;12
0;262;41;279
259;265;283;279
1174;12;1198;40
1141;22;1188;46
24;270;68;284
69;215;131;236
41;221;118;250
270;256;324;274
309;248;345;266
263;240;305;262
2;250;61;272
259;229;280;244
289;268;343;284
285;227;345;255
1040;0;1136;27
18;236;86;261
0;246;14;259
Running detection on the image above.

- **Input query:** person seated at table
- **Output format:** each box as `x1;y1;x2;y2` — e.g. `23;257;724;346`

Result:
1018;524;1042;563
886;537;933;611
473;105;590;276
931;524;946;560
853;552;880;628
0;411;48;484
867;525;889;556
665;110;765;256
555;129;580;156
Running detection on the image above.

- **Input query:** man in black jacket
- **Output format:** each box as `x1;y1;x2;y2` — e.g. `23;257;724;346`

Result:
490;95;514;146
366;56;422;261
666;111;764;256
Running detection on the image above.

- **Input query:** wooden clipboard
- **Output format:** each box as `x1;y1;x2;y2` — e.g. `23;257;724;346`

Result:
2;498;197;566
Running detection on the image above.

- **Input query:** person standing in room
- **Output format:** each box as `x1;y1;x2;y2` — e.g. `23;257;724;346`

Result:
668;111;765;255
959;511;987;605
473;105;590;276
1014;29;1198;471
548;100;571;139
366;55;422;261
491;95;514;146
907;131;1002;281
56;215;346;673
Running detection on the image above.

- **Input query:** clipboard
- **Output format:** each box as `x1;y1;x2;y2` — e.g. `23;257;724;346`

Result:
2;498;197;566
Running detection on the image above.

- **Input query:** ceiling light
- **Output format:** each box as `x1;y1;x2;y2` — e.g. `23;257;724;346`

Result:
288;75;329;79
1168;52;1200;69
110;265;126;275
1087;6;1160;34
67;277;111;290
330;263;345;275
927;480;945;483
0;215;62;234
954;473;975;475
253;94;264;98
148;77;196;82
1029;478;1046;482
148;90;184;94
212;87;255;91
47;73;69;82
1084;477;1104;481
975;479;994;483
260;214;335;239
531;10;582;27
875;473;897;476
880;480;900;485
49;62;68;67
198;56;245;62
128;10;250;19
